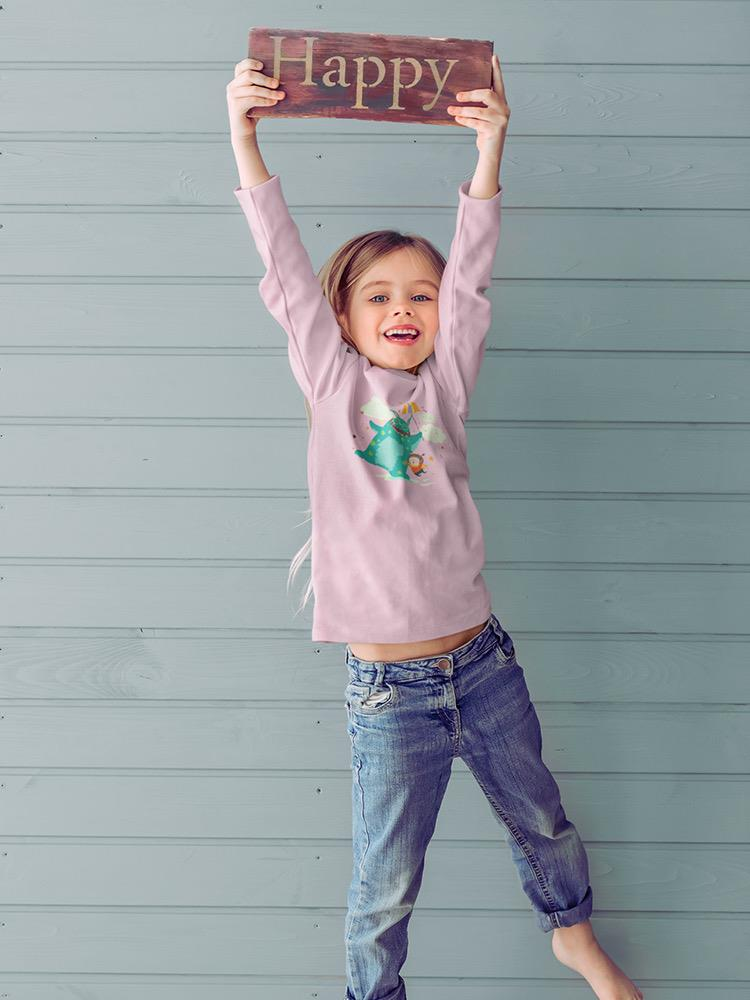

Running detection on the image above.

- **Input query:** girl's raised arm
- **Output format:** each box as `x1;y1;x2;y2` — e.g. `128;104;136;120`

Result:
432;178;502;419
233;174;354;404
227;59;355;405
432;52;510;419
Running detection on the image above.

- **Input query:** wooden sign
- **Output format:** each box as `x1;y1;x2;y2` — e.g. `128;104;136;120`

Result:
247;27;493;125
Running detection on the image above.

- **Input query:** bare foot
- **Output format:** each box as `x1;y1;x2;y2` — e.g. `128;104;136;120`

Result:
551;919;643;999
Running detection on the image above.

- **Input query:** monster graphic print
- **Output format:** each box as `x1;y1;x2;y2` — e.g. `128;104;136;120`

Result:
354;395;447;482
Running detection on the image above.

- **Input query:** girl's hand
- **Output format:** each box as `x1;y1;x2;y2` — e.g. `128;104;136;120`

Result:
446;52;510;158
226;57;286;142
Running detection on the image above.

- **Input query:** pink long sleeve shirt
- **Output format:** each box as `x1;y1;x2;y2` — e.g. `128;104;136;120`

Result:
234;173;502;643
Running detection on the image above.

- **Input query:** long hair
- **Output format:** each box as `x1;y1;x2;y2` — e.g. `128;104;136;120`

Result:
286;227;447;620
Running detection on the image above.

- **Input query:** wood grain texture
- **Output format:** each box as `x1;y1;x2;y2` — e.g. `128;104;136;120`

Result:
247;26;493;123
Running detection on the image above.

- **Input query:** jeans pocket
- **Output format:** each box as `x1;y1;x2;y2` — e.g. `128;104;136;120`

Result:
495;628;517;665
345;679;396;715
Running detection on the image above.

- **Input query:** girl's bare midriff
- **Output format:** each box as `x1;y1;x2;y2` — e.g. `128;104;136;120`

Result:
348;617;491;663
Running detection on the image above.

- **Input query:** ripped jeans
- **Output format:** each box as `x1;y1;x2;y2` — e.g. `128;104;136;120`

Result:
343;612;593;1000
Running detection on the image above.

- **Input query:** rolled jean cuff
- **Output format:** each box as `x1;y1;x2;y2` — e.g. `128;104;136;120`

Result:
345;974;406;1000
534;884;593;933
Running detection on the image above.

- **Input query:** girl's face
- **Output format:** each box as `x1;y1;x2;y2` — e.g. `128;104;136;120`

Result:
337;247;441;375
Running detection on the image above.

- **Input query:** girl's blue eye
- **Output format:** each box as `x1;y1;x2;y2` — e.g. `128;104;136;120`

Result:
369;294;431;303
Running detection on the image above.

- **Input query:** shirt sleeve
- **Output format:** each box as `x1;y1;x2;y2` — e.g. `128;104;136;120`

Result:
233;173;355;405
432;179;503;419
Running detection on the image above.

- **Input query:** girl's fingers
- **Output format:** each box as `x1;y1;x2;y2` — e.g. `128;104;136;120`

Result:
448;105;491;121
234;57;263;76
238;94;282;104
452;116;486;131
455;87;493;101
235;68;278;86
492;53;507;97
454;54;507;106
232;85;285;99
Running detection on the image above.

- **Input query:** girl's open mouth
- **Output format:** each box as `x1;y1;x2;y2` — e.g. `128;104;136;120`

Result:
384;329;421;345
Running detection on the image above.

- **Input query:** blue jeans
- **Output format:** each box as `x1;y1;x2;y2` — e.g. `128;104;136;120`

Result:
343;612;593;1000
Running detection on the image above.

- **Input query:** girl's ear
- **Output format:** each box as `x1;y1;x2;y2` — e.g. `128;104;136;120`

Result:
335;307;358;350
336;311;352;339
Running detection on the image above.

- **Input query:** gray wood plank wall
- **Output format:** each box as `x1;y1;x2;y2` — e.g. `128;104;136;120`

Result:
1;2;749;996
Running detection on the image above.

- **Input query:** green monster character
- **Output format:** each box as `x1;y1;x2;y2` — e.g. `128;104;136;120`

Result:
355;409;423;480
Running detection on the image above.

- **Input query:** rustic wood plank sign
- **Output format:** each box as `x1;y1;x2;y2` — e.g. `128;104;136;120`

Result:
247;26;494;125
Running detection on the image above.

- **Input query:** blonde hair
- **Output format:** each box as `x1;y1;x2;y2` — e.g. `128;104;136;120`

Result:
286;227;447;622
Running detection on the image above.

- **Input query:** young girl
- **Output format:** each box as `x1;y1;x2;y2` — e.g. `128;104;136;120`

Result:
226;52;643;1000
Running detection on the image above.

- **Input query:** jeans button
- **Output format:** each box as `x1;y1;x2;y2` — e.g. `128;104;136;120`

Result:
436;657;451;670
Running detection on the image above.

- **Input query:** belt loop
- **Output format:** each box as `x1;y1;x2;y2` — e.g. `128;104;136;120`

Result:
375;662;386;687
